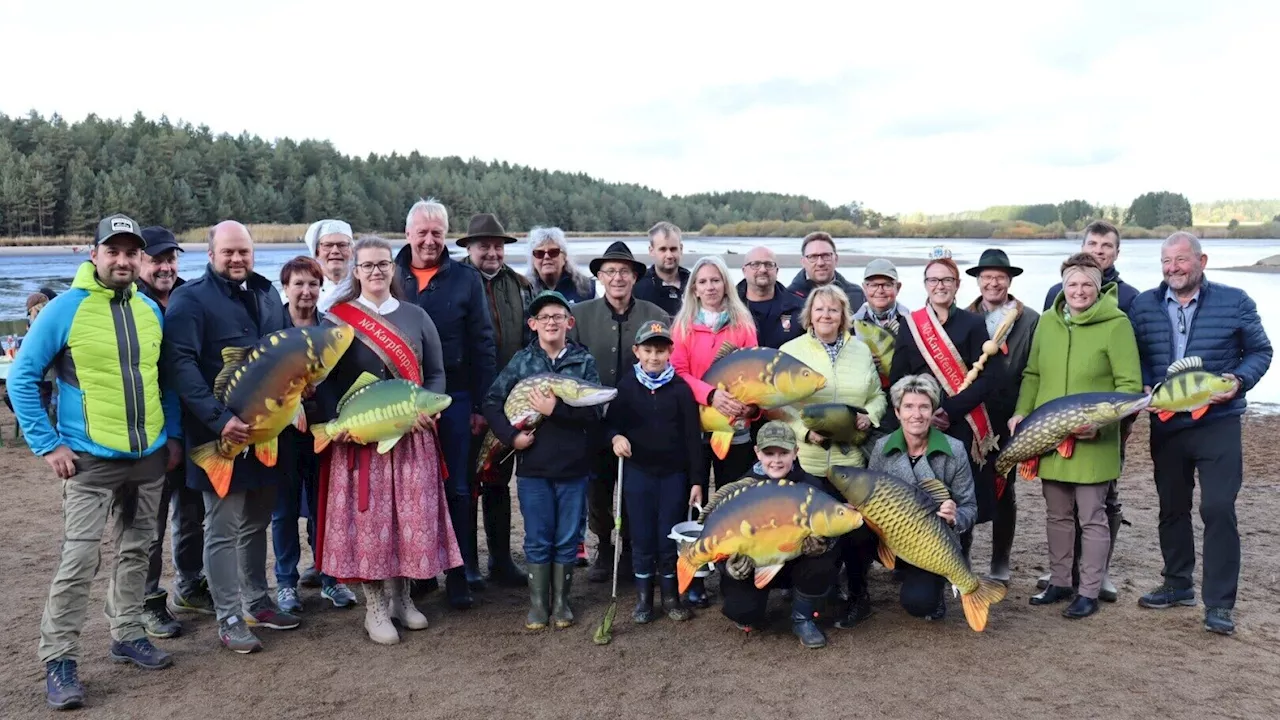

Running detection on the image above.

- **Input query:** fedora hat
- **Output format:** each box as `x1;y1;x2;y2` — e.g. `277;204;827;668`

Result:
966;248;1023;277
589;241;647;278
456;213;518;247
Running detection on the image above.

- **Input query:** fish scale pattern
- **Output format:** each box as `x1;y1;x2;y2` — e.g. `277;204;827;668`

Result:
860;477;977;594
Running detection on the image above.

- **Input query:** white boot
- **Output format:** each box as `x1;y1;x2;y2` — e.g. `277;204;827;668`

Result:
388;578;429;630
362;582;399;645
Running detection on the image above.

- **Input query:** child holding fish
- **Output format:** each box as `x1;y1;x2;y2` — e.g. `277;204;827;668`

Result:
604;321;703;624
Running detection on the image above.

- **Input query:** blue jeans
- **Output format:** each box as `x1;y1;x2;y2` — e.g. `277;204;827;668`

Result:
270;430;334;589
621;466;686;577
517;476;589;565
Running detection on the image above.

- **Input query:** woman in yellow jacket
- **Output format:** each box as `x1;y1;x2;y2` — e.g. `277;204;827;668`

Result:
780;285;888;474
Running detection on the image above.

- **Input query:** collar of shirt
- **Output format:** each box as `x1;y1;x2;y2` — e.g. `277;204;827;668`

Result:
356;295;400;315
1164;286;1201;307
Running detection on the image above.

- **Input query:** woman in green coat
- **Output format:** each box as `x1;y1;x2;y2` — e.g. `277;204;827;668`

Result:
1009;254;1142;619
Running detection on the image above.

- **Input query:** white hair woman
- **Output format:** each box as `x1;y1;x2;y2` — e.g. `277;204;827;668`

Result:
526;226;596;304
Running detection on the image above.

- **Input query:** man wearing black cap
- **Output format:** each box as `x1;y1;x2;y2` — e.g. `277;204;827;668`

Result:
459;213;533;588
964;248;1039;583
136;227;212;638
570;241;670;582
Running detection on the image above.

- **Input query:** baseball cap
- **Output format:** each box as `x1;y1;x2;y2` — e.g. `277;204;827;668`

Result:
863;258;899;282
634;320;673;345
756;421;797;452
528;290;572;317
94;214;146;247
140;226;183;257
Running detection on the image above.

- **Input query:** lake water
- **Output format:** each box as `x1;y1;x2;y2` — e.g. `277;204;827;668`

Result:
5;236;1280;403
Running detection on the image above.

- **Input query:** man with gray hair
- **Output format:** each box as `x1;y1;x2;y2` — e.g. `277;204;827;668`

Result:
303;219;354;312
634;221;689;316
1127;231;1271;636
395;199;497;609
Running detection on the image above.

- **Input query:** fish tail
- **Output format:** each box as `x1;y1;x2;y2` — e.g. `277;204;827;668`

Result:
312;423;334;454
676;556;696;595
961;578;1009;632
191;441;235;499
709;431;733;461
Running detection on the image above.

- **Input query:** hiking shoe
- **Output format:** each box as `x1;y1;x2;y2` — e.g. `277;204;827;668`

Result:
321;583;358;608
1138;584;1196;609
299;566;322;588
834;589;872;630
926;597;946;621
109;638;173;670
1204;607;1235;636
246;604;301;630
277;586;303;614
143;594;183;639
45;659;85;710
169;585;215;615
218;617;262;654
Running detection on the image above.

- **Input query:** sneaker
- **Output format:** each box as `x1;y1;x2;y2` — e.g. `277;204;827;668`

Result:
169;585;215;615
246;604;302;630
277;586;303;614
299;566;322;588
45;659;85;710
218;617;263;654
1204;607;1235;636
143;594;183;639
108;638;173;670
321;582;358;608
1138;584;1196;610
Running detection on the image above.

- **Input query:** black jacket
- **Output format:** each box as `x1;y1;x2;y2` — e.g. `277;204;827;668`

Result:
634;265;689;317
786;270;867;309
162;265;286;493
395;246;497;409
604;370;706;492
737;280;805;349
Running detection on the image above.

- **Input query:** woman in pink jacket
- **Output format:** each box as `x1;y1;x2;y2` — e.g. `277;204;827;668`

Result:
670;256;758;606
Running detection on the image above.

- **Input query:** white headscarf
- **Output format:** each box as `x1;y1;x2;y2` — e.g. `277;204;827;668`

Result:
303;219;354;256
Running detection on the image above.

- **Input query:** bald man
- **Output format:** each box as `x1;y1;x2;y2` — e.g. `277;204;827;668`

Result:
736;246;804;348
162;221;295;655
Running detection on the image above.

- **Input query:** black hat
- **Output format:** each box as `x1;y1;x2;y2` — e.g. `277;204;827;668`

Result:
456;213;518;247
94;214;145;247
588;241;646;278
140;226;183;257
965;248;1023;277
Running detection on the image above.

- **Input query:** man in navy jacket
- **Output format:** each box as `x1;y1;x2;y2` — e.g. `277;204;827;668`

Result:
737;246;804;349
1043;220;1138;312
395;198;497;609
1128;232;1271;636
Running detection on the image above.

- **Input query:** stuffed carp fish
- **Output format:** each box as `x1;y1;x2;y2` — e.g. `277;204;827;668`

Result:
995;392;1151;481
853;320;896;382
676;478;862;593
1149;356;1237;422
312;372;453;454
475;373;617;484
700;345;826;460
828;466;1007;632
800;403;870;454
190;325;354;497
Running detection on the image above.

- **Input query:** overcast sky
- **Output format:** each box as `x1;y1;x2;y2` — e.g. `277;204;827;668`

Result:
3;0;1275;214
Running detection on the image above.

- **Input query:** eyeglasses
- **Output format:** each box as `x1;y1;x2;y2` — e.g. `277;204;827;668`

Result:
924;277;958;287
744;260;778;270
532;248;562;260
318;241;351;252
598;268;633;279
865;281;896;292
804;252;835;263
534;313;569;324
356;261;393;274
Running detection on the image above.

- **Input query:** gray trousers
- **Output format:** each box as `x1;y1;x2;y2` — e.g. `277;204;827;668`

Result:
202;485;275;623
145;464;206;598
1043;480;1111;599
39;451;167;663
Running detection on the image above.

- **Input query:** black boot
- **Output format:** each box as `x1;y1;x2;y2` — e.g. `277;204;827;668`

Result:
791;592;827;649
453;495;485;591
587;541;613;583
1099;511;1122;603
835;587;872;630
525;564;551;630
686;576;711;608
1063;595;1099;619
989;496;1015;583
482;488;525;587
445;568;474;610
659;574;692;621
551;563;575;628
632;576;655;624
410;577;438;599
1030;584;1075;606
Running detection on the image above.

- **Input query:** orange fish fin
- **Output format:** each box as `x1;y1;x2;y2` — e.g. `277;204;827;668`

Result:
312;423;333;454
190;441;234;498
292;407;307;433
1157;410;1175;422
1190;405;1209;420
961;578;1009;632
1056;435;1075;458
1018;458;1039;481
753;564;784;589
876;542;896;570
777;541;800;553
254;436;279;467
709;431;733;461
676;557;695;594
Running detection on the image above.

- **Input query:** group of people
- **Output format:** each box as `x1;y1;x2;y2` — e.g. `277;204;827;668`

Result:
8;206;1270;710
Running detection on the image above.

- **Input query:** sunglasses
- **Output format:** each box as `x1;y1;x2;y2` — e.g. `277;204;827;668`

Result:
532;248;562;260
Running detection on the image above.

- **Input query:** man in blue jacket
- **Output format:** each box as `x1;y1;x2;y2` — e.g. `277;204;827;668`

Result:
1129;232;1272;636
396;198;498;609
163;221;298;655
737;246;804;349
1043;220;1138;313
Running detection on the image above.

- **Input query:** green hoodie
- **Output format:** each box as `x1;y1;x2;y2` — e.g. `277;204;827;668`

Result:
1013;284;1143;484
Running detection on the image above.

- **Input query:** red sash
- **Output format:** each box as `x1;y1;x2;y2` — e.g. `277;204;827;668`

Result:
906;307;998;466
327;302;422;384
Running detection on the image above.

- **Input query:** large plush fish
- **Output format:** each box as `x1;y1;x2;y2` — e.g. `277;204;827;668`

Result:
828;466;1007;632
1148;356;1237;422
800;403;869;455
190;325;354;497
853;320;896;385
474;373;617;485
700;346;827;460
312;372;453;454
676;478;862;593
995;392;1152;481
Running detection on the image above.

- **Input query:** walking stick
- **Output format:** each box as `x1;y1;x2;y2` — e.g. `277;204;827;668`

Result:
593;455;625;645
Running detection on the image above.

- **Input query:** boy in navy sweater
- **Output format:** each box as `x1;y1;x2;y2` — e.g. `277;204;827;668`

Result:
605;321;704;623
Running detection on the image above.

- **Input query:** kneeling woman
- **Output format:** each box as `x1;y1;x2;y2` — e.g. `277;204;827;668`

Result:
715;421;842;649
860;375;976;621
315;236;461;645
